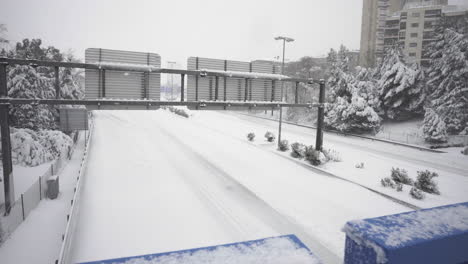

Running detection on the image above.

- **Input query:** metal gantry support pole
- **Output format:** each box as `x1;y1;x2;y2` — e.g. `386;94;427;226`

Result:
315;80;326;151
180;74;185;102
277;38;286;147
54;66;60;99
0;62;14;215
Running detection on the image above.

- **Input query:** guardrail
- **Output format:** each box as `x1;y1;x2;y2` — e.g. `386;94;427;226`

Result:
56;114;94;264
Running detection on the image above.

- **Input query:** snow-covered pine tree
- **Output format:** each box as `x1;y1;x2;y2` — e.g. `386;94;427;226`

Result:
7;39;83;129
422;108;448;143
377;46;425;121
425;27;468;136
325;46;381;133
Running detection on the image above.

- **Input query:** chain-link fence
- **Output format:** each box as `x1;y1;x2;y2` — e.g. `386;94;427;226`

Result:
0;132;79;244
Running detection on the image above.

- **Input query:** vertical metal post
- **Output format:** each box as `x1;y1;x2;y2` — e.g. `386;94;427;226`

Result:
295;81;299;104
54;66;60;99
215;76;219;101
195;57;199;102
278;38;286;147
244;78;248;102
315;80;326;151
0;62;14;215
101;70;106;98
180;74;185;102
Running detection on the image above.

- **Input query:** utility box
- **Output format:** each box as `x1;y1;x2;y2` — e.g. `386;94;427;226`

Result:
46;175;59;199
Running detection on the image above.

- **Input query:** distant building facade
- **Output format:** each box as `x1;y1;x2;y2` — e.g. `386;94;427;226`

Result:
383;2;467;66
358;0;460;67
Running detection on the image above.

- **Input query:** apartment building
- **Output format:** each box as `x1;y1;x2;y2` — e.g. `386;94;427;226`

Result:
359;0;451;67
383;2;467;66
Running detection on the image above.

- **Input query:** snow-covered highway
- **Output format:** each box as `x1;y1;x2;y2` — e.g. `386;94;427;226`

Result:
70;109;465;264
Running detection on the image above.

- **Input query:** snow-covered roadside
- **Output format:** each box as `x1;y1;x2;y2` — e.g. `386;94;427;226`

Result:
192;112;468;209
0;133;86;264
0;163;53;205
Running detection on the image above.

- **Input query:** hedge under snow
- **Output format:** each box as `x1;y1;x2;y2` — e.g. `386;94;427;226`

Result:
2;128;73;166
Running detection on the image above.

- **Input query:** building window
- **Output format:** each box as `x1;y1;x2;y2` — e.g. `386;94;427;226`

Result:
410;33;418;38
399;31;406;39
400;22;407;30
424;21;433;28
412;12;420;17
409;42;418;47
411;23;419;28
425;9;441;17
401;12;408;19
409;52;417;57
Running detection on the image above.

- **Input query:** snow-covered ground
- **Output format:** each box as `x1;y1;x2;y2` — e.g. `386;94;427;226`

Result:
0;163;52;205
0;133;86;264
214;112;468;209
70;110;424;264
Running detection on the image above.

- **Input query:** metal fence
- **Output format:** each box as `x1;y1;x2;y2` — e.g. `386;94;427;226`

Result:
375;131;468;146
0;132;79;244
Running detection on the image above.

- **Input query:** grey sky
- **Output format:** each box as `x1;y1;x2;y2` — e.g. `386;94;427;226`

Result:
1;0;466;69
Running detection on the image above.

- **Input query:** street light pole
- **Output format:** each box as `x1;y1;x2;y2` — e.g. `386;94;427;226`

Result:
274;36;294;148
167;61;176;100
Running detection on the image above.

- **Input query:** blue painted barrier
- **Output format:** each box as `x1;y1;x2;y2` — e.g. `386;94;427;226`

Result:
343;202;468;264
80;234;320;264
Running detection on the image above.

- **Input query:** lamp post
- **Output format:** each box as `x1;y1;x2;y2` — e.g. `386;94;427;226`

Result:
274;36;294;148
167;61;176;100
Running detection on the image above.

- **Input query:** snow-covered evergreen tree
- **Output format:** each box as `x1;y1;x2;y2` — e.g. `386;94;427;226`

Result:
7;39;83;129
325;46;381;133
377;46;425;120
425;28;468;136
422;108;448;143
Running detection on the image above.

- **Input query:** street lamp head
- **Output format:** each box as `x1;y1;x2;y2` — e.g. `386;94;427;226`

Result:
275;36;295;42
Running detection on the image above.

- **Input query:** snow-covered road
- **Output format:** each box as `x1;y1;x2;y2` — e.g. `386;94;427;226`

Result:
71;110;414;264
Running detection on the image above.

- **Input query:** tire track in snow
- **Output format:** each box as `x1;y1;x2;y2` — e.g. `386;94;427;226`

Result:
186;112;421;211
149;114;342;264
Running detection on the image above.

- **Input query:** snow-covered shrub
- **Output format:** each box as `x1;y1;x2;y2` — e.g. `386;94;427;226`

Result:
381;177;396;188
396;182;403;192
390;167;413;185
355;162;365;169
6;128;72;166
264;131;276;142
0;218;6;244
415;170;440;195
247;132;255;142
290;142;307;159
10;128;50;166
322;148;342;162
410;187;425;200
278;140;289;152
305;146;326;166
462;147;468;155
163;106;192;118
38;130;73;158
422;108;448;143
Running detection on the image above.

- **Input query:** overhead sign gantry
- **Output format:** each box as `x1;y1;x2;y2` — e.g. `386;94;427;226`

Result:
0;52;326;216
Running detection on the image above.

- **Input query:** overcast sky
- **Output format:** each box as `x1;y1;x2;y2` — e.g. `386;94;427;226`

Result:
1;0;467;69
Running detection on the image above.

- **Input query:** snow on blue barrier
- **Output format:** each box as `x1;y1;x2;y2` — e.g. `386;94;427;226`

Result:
343;202;468;264
79;234;321;264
